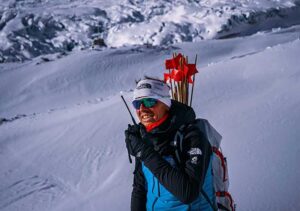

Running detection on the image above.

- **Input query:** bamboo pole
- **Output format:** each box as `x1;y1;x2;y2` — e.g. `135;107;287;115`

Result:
172;52;177;100
168;69;173;99
190;54;197;107
177;81;181;103
185;56;189;105
181;58;184;104
175;82;179;101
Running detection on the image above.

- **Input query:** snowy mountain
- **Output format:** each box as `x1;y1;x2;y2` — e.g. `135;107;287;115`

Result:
1;25;300;210
1;1;300;211
0;0;300;62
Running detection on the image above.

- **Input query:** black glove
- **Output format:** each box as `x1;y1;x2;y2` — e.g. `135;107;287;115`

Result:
125;124;146;158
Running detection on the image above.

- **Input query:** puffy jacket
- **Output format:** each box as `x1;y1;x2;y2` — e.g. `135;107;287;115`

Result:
131;100;214;211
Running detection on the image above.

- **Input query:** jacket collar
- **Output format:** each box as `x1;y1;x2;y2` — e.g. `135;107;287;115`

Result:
147;100;196;135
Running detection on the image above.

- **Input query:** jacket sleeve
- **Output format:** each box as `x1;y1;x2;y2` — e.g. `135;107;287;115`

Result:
131;159;147;211
141;125;212;204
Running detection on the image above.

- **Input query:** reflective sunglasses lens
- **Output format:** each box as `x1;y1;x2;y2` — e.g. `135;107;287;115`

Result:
133;98;158;109
143;98;157;108
132;100;142;109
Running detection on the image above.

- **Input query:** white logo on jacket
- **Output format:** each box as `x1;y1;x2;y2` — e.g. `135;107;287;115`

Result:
191;156;198;164
188;148;202;155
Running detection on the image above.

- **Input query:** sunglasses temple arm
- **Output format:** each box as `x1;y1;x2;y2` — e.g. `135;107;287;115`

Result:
121;95;137;164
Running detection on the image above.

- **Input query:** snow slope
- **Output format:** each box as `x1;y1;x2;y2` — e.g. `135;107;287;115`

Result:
1;0;300;62
1;24;300;211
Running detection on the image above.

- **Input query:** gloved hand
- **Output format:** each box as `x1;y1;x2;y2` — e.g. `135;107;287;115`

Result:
125;124;146;158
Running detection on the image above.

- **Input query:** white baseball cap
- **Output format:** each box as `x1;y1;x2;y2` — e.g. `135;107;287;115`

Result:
133;78;171;108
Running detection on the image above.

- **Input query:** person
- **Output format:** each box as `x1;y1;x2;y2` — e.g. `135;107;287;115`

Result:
125;77;215;211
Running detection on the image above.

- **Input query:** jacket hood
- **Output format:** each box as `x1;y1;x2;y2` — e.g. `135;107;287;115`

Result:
169;100;196;130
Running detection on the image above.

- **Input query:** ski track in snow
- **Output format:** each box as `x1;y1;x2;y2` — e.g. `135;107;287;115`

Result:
0;175;65;210
0;96;108;126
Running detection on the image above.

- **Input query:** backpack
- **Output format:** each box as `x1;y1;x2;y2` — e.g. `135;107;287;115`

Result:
172;118;236;211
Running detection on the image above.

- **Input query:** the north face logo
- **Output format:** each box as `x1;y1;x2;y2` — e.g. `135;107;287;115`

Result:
137;83;152;90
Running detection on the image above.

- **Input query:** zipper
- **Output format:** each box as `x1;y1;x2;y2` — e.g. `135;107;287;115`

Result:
152;176;155;193
153;178;160;210
152;197;158;211
158;182;161;197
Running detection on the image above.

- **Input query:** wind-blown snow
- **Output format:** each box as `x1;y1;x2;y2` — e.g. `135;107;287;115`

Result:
1;0;300;62
1;21;300;211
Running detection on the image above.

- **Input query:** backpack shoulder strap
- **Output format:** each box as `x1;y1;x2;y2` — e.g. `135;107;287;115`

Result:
171;119;220;211
172;124;186;164
201;189;218;211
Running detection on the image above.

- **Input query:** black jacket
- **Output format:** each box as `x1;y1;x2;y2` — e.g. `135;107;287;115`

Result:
131;100;212;211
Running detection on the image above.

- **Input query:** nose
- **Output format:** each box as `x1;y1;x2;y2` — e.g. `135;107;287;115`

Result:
139;103;148;111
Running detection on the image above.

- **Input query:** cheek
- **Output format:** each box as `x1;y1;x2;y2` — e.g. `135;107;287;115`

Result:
153;107;168;120
152;110;162;120
136;110;141;118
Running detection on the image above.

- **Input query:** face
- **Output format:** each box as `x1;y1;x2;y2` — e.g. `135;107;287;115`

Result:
136;100;169;126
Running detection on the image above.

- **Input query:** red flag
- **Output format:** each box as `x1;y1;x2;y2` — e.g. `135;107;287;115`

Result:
183;63;198;76
164;73;171;83
171;69;184;81
165;53;184;69
188;75;194;84
165;59;177;69
174;53;185;66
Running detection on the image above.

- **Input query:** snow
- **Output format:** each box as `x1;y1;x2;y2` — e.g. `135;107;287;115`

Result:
1;1;300;211
0;0;300;61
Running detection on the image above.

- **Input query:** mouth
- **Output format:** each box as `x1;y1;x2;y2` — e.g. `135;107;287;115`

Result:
141;113;154;122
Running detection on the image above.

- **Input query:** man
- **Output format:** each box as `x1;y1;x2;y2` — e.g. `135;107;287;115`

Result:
125;77;215;211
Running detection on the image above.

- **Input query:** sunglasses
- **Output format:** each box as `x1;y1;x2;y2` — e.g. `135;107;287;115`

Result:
132;98;158;109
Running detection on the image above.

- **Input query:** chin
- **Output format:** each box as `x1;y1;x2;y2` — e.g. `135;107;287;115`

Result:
141;120;155;126
142;122;151;126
